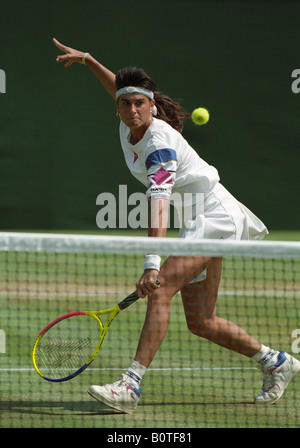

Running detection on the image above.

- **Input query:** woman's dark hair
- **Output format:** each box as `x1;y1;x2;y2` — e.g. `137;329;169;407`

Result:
115;67;190;133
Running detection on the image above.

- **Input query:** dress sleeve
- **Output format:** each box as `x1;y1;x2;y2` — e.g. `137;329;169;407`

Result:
145;148;178;201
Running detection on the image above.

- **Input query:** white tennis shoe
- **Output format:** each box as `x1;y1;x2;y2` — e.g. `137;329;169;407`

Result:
88;374;141;414
255;352;300;405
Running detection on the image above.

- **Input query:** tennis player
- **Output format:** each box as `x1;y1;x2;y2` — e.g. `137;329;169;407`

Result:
54;38;300;414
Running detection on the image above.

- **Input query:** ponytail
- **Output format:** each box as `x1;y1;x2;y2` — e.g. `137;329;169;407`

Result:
154;91;190;133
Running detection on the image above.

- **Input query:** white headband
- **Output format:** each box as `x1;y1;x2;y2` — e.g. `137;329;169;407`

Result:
116;86;154;100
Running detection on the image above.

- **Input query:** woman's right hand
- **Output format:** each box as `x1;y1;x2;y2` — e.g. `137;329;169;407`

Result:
136;270;160;298
53;38;87;68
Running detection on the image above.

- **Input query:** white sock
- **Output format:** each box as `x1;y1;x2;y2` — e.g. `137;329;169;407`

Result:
125;361;147;388
251;344;280;368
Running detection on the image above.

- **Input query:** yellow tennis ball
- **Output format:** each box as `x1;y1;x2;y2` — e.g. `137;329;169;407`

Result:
191;107;210;125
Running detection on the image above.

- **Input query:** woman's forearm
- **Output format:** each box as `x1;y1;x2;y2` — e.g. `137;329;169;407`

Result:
148;198;169;238
136;198;169;297
85;54;116;99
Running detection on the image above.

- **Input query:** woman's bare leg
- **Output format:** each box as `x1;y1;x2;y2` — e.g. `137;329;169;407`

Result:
134;255;210;367
181;257;261;357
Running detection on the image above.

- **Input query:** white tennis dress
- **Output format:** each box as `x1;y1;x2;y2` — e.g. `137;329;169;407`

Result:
119;118;268;280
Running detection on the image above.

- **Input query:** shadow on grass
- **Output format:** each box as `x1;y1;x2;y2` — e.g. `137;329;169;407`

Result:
0;398;257;417
0;399;121;416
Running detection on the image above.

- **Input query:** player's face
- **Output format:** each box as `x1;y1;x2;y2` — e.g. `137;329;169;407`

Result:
117;94;155;132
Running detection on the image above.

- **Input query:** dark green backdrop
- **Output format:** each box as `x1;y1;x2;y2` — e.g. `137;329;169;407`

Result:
1;0;299;231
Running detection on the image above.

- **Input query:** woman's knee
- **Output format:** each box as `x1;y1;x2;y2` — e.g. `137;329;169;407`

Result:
186;316;215;338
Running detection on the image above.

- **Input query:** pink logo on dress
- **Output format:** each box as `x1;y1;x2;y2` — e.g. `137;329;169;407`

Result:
133;152;138;163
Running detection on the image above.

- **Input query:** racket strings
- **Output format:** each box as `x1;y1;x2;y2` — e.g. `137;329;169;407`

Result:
35;315;100;379
38;337;92;368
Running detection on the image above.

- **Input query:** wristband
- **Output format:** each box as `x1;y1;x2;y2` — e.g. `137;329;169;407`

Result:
81;52;89;65
144;254;161;271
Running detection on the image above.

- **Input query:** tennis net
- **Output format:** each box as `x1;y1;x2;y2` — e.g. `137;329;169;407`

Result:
0;232;300;429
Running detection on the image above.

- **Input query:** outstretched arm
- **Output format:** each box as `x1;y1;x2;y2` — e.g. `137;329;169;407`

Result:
53;38;116;99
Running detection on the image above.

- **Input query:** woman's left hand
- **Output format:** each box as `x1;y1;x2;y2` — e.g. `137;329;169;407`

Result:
53;38;87;68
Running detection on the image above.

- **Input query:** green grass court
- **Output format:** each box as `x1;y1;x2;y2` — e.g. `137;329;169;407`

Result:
0;230;299;428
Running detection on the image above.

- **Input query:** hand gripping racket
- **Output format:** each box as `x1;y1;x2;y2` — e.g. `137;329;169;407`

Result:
32;282;159;383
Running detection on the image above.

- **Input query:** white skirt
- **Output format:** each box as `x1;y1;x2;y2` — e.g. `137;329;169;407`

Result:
178;183;268;282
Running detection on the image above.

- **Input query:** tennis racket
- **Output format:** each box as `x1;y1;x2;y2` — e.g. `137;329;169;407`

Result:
32;282;159;383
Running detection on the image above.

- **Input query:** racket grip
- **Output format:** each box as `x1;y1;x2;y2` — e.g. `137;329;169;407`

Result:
118;291;139;310
118;280;160;310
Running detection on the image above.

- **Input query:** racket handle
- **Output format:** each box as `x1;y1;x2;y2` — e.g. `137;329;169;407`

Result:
118;291;139;310
118;280;160;311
